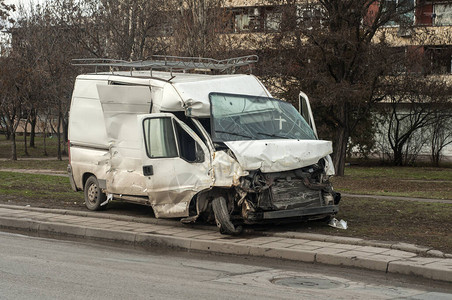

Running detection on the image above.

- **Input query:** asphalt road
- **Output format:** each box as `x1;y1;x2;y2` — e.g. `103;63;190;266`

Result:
1;231;451;300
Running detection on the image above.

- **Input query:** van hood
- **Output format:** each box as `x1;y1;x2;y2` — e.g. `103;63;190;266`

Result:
224;139;333;173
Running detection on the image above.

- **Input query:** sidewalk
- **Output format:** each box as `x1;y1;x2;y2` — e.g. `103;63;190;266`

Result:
0;204;451;283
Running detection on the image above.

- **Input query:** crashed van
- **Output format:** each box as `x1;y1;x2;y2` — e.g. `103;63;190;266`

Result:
68;56;340;234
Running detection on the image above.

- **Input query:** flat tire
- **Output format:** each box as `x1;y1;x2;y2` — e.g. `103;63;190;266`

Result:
212;196;242;235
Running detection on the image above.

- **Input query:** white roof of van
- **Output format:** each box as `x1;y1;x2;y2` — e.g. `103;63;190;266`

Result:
76;71;271;117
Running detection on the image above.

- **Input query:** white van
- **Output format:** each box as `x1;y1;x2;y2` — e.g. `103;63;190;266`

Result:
68;56;340;234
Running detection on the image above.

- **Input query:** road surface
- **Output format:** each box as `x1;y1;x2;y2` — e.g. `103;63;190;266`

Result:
0;231;451;299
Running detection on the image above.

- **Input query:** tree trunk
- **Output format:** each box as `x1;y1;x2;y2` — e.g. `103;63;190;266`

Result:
57;103;62;161
333;126;348;176
62;113;68;156
393;145;404;166
332;103;349;176
24;118;29;156
433;152;440;167
43;115;48;156
30;109;37;148
11;132;17;161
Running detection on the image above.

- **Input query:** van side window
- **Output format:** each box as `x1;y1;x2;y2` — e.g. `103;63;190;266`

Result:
143;118;178;158
174;122;205;163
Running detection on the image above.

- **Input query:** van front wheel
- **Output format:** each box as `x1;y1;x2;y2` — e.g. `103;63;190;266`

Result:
84;176;106;211
212;196;242;235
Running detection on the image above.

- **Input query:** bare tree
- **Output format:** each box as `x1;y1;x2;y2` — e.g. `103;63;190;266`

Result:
7;1;78;159
0;56;25;160
377;75;451;166
6;0;180;160
0;0;15;142
65;0;173;60
172;0;232;57
257;0;419;175
430;114;452;166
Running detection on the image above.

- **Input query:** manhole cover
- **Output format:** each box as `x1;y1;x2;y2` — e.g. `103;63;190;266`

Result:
272;277;347;290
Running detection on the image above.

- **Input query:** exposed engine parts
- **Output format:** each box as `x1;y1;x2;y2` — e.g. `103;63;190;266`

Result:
187;160;341;235
229;160;340;227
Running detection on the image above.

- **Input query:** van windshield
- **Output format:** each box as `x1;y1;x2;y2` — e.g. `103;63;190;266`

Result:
209;93;316;142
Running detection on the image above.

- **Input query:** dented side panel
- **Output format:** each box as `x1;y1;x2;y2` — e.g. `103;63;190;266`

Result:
153;202;191;218
70;146;110;189
211;151;248;187
141;156;211;218
97;85;152;196
138;113;214;218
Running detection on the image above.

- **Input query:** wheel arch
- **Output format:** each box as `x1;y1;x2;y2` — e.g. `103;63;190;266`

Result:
82;172;95;191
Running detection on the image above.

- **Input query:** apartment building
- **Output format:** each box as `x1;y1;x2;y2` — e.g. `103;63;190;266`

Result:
212;0;452;161
203;0;452;76
416;1;452;75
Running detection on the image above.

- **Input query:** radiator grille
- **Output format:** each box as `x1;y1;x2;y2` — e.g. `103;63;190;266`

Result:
271;179;322;210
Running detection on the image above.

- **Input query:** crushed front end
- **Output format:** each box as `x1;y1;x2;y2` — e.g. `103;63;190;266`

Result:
206;92;341;233
235;160;340;223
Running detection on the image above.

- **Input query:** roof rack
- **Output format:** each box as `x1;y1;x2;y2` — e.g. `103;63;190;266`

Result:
72;55;259;76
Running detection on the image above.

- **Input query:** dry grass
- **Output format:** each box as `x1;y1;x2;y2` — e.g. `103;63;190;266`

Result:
333;166;452;200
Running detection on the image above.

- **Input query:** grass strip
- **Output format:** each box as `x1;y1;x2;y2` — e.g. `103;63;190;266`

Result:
0;171;83;206
0;160;68;171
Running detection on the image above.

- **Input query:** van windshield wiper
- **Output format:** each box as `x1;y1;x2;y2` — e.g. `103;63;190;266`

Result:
215;130;253;139
257;132;287;139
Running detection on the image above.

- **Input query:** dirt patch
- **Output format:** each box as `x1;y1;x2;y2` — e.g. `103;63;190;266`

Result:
333;176;452;200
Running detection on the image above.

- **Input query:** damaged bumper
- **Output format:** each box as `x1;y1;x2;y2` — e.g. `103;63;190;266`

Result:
245;205;339;222
67;164;78;192
234;161;340;225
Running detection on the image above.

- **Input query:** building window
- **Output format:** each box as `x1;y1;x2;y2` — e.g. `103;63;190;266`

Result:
265;8;282;31
233;7;262;32
426;46;452;74
297;5;323;29
384;0;415;26
434;3;452;26
229;6;282;33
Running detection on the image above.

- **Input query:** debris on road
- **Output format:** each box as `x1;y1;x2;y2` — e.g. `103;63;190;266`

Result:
328;218;348;230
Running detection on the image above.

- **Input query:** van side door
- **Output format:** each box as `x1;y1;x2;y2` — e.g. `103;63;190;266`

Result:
299;92;335;175
138;113;213;218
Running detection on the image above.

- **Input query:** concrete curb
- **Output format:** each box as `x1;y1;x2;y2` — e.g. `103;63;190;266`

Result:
1;204;447;258
0;208;451;283
263;232;448;258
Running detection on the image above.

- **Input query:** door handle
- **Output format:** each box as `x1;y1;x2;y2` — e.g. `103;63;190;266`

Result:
143;165;153;176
